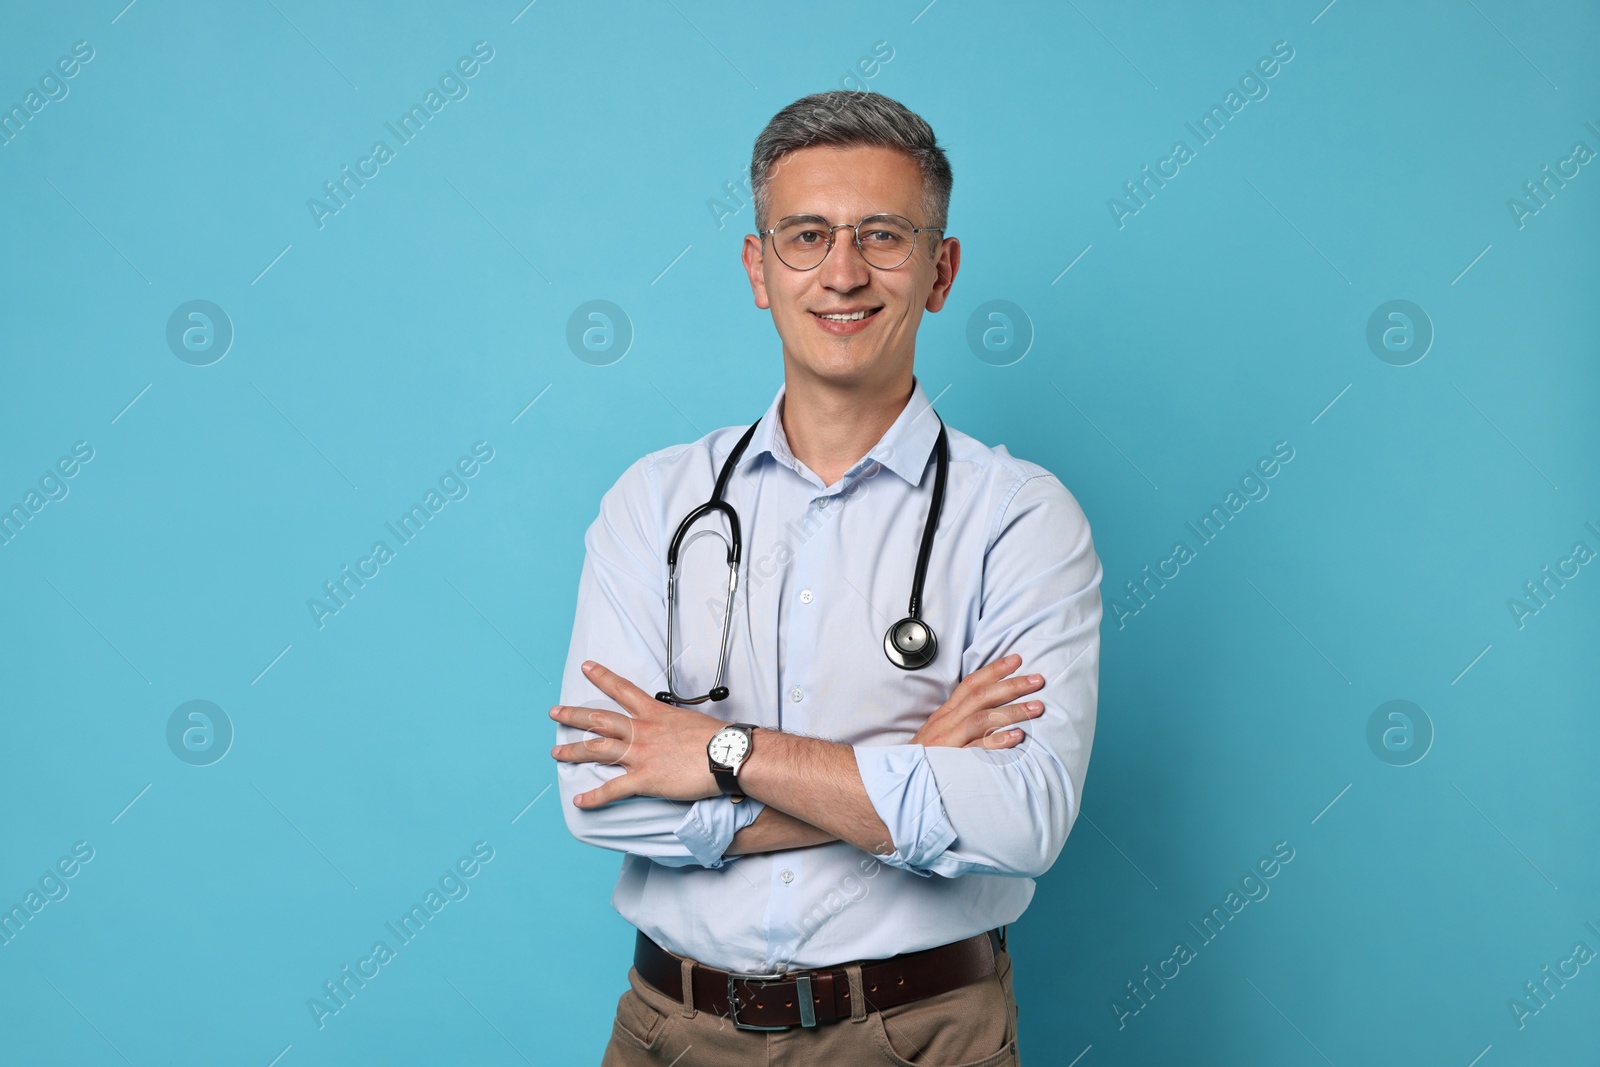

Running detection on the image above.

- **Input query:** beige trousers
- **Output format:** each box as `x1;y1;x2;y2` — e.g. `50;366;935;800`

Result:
599;940;1019;1066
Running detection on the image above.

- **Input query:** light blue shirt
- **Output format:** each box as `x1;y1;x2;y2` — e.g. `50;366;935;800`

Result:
556;375;1103;972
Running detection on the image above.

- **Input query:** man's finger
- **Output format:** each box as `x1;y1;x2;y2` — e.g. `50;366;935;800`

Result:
581;661;653;713
956;654;1022;701
550;736;627;765
976;672;1041;712
983;701;1044;727
551;704;629;739
969;728;1023;749
988;653;1023;675
574;774;636;808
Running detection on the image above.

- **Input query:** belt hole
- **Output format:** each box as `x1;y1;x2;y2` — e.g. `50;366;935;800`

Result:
785;1000;792;1007
897;977;905;985
869;984;877;992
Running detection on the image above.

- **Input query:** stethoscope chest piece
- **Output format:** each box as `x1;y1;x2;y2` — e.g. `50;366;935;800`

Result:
884;617;938;670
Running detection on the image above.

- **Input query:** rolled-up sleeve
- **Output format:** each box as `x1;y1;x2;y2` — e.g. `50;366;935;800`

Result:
853;473;1102;879
852;744;958;876
555;455;765;869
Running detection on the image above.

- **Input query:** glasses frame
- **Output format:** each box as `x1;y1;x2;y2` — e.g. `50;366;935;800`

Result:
757;213;946;271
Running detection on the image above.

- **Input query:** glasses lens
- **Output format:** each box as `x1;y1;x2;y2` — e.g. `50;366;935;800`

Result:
856;215;917;269
772;216;832;269
769;215;921;270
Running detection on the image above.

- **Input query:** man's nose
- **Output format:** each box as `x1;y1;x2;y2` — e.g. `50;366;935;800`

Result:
818;227;873;288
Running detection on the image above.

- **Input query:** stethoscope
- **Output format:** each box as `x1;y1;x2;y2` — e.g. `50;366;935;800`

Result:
655;412;950;706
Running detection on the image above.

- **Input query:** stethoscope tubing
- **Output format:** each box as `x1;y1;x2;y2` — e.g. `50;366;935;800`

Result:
656;412;947;705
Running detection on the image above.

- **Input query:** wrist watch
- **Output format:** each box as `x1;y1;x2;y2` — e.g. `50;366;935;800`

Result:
707;723;757;802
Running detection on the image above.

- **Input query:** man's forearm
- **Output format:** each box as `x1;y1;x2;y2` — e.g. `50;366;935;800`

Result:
734;729;896;856
725;805;838;856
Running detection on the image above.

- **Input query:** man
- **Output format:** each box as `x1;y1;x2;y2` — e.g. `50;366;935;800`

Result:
551;90;1103;1066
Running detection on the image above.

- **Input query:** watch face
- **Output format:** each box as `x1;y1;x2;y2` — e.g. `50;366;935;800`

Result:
709;728;750;766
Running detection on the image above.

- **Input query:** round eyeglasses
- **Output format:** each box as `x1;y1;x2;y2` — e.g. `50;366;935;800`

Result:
758;213;945;271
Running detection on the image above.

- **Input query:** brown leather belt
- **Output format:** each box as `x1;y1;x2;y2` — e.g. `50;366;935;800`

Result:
633;926;1006;1030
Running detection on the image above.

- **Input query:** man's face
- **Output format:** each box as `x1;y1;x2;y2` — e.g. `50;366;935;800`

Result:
742;143;959;389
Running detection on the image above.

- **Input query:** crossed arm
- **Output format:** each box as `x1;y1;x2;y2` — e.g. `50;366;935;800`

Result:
726;806;835;857
727;668;1041;856
551;459;1102;878
552;654;1046;859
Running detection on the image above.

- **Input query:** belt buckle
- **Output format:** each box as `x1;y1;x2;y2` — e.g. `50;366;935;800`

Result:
727;969;815;1030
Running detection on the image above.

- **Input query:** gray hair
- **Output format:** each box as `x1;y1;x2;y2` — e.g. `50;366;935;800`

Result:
749;90;952;244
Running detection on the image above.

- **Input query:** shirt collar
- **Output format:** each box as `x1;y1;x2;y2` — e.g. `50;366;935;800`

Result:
735;375;943;488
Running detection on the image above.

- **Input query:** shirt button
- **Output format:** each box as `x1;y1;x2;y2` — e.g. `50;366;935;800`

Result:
780;868;794;883
815;497;829;509
800;589;813;604
790;687;804;702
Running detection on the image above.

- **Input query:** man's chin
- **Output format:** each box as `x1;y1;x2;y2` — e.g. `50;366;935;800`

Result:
783;348;897;386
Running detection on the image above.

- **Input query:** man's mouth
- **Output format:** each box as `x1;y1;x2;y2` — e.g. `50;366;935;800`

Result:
811;307;882;323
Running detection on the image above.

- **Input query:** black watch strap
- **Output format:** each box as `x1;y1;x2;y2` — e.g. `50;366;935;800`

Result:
712;764;743;799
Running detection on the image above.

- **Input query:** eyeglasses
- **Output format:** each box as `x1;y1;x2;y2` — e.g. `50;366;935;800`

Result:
758;213;945;271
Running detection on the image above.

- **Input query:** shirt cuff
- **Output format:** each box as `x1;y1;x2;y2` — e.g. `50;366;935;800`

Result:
852;744;958;877
670;794;767;868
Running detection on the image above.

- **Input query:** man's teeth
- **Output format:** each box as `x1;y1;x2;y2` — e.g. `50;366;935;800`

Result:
818;310;873;322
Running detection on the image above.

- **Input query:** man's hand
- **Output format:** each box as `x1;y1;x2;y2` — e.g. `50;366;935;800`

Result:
911;653;1044;749
727;653;1044;856
550;660;727;809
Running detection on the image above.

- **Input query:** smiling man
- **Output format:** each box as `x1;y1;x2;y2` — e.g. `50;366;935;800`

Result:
552;90;1103;1066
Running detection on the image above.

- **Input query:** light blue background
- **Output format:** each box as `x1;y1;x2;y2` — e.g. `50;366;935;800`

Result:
2;1;1596;1064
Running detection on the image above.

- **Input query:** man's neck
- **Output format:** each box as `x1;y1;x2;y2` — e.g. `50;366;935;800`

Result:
779;365;914;489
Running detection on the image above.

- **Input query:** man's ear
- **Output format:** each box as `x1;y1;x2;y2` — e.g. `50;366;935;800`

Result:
923;237;961;313
742;234;772;310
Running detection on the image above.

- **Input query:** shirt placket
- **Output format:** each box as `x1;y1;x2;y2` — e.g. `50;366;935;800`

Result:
762;473;838;971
